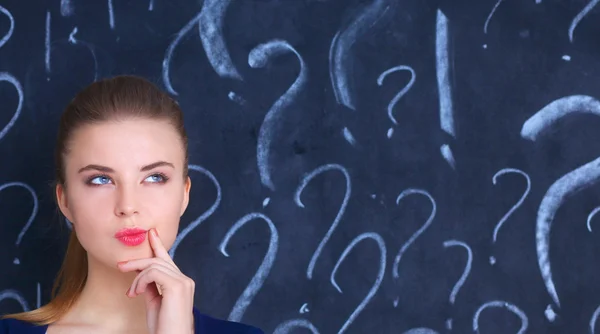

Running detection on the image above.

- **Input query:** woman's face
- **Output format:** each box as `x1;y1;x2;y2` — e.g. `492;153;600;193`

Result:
56;118;191;267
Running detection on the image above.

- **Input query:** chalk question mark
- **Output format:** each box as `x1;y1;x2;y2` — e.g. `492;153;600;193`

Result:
219;212;278;322
169;165;221;258
330;232;386;333
0;182;39;265
249;39;308;191
443;239;473;331
295;164;351;280
521;95;600;319
489;168;531;265
377;65;416;138
482;0;505;48
391;188;436;307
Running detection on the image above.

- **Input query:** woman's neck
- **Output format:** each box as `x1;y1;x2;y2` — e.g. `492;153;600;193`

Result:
57;255;149;332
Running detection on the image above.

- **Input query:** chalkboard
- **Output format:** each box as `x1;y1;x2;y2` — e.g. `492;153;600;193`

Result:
2;0;600;333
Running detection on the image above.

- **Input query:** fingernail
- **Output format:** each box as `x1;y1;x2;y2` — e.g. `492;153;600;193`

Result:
117;261;127;266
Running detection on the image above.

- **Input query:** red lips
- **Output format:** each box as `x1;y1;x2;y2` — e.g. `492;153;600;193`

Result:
115;227;147;246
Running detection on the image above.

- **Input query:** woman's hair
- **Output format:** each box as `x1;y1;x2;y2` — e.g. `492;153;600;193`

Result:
1;75;188;325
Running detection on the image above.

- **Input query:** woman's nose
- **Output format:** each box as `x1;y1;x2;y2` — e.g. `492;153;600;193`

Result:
114;185;139;217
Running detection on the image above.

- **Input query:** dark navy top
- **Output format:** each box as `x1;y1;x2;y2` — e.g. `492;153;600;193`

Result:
0;307;264;333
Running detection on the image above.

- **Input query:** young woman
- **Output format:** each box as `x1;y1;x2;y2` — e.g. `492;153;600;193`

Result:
0;76;264;334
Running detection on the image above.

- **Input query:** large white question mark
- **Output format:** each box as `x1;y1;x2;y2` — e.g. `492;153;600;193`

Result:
489;168;531;265
248;39;308;191
169;165;222;258
218;212;278;322
294;164;351;280
443;239;473;331
0;73;23;142
569;0;599;43
435;9;456;169
330;232;386;333
391;188;436;307
0;5;14;49
329;0;390;110
473;300;528;334
0;182;39;265
376;65;416;138
521;94;600;318
198;0;241;80
45;30;100;82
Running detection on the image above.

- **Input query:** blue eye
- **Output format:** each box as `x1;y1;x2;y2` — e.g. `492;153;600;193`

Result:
145;173;169;183
89;175;112;185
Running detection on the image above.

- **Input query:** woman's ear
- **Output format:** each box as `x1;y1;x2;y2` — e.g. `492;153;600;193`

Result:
56;183;74;223
180;176;191;216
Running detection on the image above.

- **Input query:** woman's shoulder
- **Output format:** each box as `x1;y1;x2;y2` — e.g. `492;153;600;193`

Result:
0;317;47;333
193;307;264;334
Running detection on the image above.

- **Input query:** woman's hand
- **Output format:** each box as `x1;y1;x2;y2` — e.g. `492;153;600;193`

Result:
117;228;195;334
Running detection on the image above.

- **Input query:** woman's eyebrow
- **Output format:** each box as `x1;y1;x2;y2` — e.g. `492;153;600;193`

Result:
78;161;174;174
140;161;174;171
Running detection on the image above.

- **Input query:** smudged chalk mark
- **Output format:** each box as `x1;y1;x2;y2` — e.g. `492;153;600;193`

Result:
149;0;155;11
342;127;357;146
0;5;14;49
299;303;309;314
0;73;24;142
329;0;391;110
587;207;600;232
68;27;78;43
295;164;351;280
521;95;600;313
169;165;221;258
437;9;453;137
569;0;600;43
473;301;528;334
199;0;241;80
219;212;278;322
562;55;572;61
262;197;270;208
61;0;74;16
330;232;386;334
377;65;416;138
228;91;247;105
45;11;51;78
440;144;455;169
162;12;203;95
249;40;308;191
273;319;320;334
545;304;557;322
107;0;115;29
490;168;531;265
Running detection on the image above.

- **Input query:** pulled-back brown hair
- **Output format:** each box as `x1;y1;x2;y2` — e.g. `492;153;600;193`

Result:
2;75;188;325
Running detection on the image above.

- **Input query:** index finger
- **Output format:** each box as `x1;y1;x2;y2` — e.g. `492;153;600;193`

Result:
149;228;174;264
